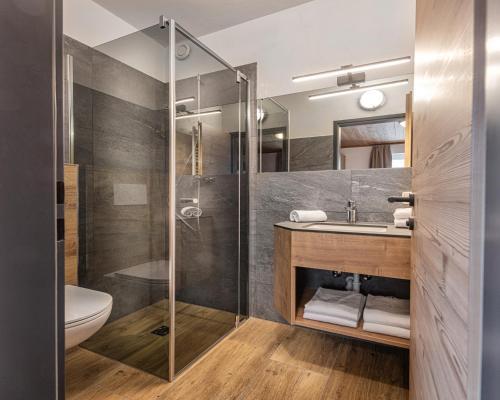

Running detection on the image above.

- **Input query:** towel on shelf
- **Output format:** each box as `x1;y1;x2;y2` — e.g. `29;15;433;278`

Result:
394;218;409;229
290;210;327;223
393;208;412;220
362;321;410;339
363;295;410;329
303;311;359;328
304;287;366;323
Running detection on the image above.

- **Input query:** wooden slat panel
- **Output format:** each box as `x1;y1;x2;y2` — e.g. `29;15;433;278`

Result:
291;231;411;280
411;0;473;398
64;164;79;286
341;121;405;147
273;227;293;323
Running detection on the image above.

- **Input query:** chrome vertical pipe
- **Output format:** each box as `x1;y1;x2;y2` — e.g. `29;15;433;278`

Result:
258;99;263;172
237;72;242;325
66;54;74;163
165;16;177;382
287;109;291;172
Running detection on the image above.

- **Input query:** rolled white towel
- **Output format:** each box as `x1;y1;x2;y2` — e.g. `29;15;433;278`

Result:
393;207;412;219
362;322;410;339
394;218;409;228
290;210;327;223
363;295;410;329
303;311;359;328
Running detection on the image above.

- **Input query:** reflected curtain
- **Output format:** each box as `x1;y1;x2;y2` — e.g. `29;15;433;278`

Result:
369;145;392;168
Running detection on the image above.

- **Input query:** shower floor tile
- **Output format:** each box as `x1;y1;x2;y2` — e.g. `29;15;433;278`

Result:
81;300;236;378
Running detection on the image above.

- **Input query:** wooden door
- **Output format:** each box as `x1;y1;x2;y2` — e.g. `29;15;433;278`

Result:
411;0;477;399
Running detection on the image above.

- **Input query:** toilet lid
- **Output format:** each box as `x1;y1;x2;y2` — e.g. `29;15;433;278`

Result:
65;285;113;325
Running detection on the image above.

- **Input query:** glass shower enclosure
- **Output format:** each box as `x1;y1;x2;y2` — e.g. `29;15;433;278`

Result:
67;17;249;380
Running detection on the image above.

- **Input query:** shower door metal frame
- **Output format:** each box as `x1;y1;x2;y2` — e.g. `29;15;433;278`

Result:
162;17;251;381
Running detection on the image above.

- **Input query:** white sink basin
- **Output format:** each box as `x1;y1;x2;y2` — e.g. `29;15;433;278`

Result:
304;223;388;233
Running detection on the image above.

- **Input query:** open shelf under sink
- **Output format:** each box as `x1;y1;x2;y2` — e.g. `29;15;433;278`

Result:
294;288;410;349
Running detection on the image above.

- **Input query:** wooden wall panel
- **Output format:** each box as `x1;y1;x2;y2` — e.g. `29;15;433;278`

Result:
273;227;293;323
411;0;474;398
64;164;79;286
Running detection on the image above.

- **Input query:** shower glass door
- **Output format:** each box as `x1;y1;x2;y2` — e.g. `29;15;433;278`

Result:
171;21;248;376
67;16;248;381
73;23;172;379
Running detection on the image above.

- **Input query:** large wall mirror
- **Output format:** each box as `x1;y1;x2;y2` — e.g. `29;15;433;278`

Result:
257;74;413;173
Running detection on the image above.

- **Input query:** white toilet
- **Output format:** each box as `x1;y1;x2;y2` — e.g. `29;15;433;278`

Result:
65;285;113;350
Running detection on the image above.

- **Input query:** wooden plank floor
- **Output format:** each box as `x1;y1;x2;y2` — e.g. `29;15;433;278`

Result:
67;318;409;400
81;300;236;378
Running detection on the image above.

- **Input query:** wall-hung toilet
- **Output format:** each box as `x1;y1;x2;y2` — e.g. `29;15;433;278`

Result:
65;285;113;350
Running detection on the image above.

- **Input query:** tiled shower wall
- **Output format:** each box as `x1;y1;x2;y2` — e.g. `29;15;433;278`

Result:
249;167;412;322
64;35;255;319
64;36;169;319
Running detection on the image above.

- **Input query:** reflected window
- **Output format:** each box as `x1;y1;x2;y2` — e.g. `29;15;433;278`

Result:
392;152;405;168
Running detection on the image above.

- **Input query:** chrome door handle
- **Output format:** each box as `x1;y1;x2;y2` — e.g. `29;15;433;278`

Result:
388;193;415;206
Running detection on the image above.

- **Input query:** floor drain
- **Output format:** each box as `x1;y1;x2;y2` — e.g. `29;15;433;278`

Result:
151;325;169;336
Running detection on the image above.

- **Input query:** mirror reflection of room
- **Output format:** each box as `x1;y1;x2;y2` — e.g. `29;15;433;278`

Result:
336;114;407;170
258;63;413;172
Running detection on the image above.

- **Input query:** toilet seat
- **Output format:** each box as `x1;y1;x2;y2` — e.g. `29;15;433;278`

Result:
65;285;113;327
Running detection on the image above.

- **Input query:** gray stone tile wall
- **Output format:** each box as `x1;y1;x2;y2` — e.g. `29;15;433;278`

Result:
249;167;412;322
289;136;334;171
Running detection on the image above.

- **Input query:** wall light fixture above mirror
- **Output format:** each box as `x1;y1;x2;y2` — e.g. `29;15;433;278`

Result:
309;79;409;100
292;56;411;83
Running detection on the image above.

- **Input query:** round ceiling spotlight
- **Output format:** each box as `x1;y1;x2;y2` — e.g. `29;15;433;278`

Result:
176;43;191;60
359;89;386;111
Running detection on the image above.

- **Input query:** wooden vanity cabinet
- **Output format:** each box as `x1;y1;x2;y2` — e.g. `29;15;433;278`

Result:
273;225;411;348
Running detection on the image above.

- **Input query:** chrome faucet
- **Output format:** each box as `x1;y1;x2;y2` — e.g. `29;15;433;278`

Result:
345;199;357;223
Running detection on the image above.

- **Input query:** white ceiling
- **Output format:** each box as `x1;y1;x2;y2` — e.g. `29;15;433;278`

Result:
94;0;315;36
63;0;315;47
63;0;415;99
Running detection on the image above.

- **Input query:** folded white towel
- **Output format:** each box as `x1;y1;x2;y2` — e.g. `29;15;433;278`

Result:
393;208;412;219
362;321;410;339
303;311;359;328
363;295;410;329
394;218;409;228
304;287;365;322
290;210;327;223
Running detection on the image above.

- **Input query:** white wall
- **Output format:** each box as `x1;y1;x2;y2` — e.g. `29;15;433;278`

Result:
64;0;230;83
63;0;137;47
200;0;416;98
